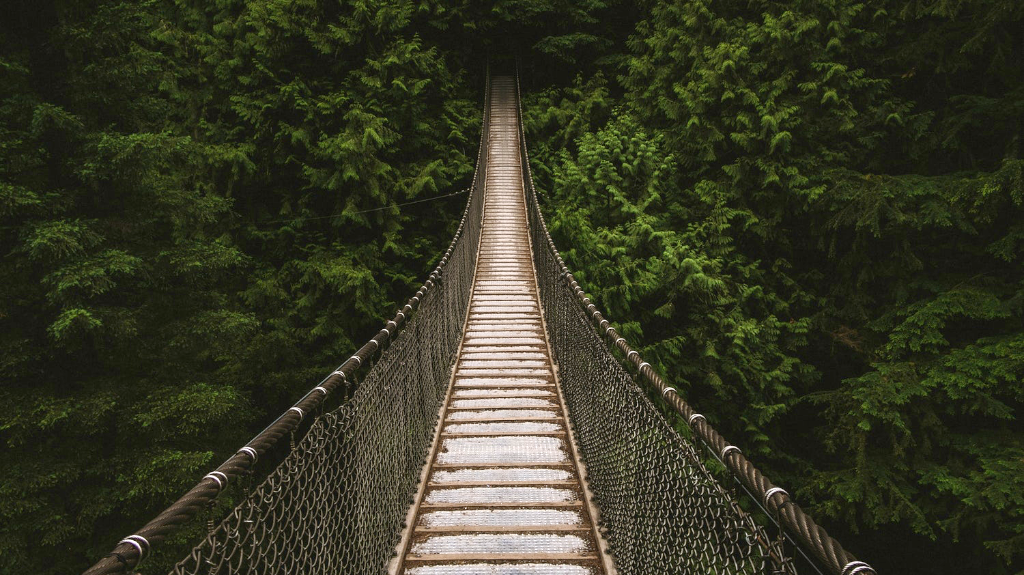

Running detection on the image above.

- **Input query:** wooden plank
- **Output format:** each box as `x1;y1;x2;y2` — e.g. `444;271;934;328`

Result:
427;480;578;487
414;525;590;533
439;431;567;437
430;462;574;469
404;554;600;562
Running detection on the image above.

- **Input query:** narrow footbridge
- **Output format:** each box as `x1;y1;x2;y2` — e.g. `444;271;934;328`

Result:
85;70;876;575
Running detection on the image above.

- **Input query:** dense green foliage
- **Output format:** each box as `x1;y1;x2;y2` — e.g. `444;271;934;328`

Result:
526;1;1024;573
1;1;1021;574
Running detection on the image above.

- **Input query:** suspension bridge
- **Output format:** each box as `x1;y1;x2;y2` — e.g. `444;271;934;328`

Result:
84;68;877;575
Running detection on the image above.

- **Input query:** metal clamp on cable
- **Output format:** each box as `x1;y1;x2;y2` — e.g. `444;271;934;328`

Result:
117;535;150;564
203;471;228;491
313;386;328;396
842;562;876;575
763;487;788;507
288;407;304;419
661;386;677;398
688;413;705;426
237;446;258;463
721;445;742;460
126;534;150;556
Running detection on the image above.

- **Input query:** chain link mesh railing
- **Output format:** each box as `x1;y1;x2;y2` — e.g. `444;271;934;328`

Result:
514;77;777;575
512;61;876;575
170;278;464;575
82;67;491;575
538;281;775;573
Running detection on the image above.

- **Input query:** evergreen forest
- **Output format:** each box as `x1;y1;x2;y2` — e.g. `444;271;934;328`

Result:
1;1;1022;574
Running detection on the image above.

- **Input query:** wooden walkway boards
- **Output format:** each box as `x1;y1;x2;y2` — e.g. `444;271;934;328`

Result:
391;76;611;575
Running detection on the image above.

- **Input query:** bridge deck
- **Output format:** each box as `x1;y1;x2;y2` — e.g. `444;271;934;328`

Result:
392;76;611;575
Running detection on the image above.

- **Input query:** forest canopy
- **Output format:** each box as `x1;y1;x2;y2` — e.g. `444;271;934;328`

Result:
1;1;1021;574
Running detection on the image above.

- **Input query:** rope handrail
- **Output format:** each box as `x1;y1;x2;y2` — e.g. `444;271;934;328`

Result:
511;59;877;575
81;64;493;575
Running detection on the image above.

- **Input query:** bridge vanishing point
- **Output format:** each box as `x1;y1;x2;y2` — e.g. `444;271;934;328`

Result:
85;67;877;575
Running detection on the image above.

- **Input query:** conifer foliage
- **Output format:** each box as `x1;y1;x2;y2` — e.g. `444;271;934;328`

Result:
526;1;1023;572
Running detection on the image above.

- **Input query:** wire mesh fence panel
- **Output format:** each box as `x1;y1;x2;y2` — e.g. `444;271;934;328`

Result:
527;211;773;575
171;297;450;574
163;76;490;575
514;67;780;574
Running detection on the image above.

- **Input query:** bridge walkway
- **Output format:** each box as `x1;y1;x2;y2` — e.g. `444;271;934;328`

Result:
391;76;612;575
